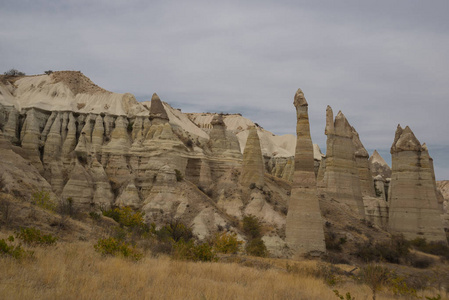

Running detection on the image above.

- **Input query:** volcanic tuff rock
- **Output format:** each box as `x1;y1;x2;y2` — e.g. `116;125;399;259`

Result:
320;106;365;219
240;126;265;188
388;125;446;242
0;72;250;240
350;126;389;226
369;150;392;180
285;88;326;257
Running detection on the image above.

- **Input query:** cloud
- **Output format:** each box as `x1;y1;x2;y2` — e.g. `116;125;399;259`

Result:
1;1;448;179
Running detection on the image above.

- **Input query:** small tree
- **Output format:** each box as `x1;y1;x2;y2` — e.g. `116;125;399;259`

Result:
242;215;261;239
4;69;25;76
359;264;390;300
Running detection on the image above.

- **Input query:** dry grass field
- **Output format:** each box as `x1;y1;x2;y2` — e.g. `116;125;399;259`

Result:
1;239;447;300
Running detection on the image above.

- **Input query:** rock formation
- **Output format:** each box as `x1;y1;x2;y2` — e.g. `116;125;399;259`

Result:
321;106;365;219
240;126;264;188
388;125;446;242
369;150;392;180
285;88;326;257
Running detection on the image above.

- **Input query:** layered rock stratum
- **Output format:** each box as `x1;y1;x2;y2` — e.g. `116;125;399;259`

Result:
388;125;447;243
285;88;326;257
319;106;366;219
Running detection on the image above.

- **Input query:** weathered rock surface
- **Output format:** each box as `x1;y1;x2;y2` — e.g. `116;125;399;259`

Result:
321;106;365;219
369;150;392;180
285;88;326;257
240;126;264;188
388;125;446;242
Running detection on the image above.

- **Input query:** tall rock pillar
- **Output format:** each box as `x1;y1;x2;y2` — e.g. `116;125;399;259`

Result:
286;88;326;257
389;125;446;243
240;126;264;188
322;106;365;219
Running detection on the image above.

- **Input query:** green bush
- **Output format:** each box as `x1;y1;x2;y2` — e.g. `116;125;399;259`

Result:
94;237;142;261
212;231;243;254
242;215;262;239
31;190;56;212
102;207;148;232
173;239;217;262
16;228;57;246
0;236;33;259
174;169;183;182
156;219;193;243
245;238;268;257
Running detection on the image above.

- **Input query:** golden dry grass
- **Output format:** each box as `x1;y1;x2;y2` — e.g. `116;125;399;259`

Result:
0;240;447;300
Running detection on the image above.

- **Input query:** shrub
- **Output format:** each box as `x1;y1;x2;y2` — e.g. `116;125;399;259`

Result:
102;207;148;232
16;227;58;246
333;290;355;300
127;122;134;132
408;253;433;269
94;237;142;261
31;190;56;212
58;197;75;217
355;235;410;264
89;211;101;221
44;70;53;75
173;239;217;262
4;69;25;76
212;231;243;254
245;238;268;257
387;273;418;298
174;169;183;182
156;219;193;243
358;264;390;300
0;236;32;259
325;232;346;252
242;215;262;239
409;238;449;260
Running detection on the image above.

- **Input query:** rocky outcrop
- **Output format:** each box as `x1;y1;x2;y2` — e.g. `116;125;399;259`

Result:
321;106;365;219
149;93;169;123
369;150;391;180
240;126;264;188
352;127;375;198
285;88;326;257
388;125;446;242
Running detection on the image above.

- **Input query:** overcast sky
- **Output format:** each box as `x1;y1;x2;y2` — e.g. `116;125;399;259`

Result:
1;0;448;179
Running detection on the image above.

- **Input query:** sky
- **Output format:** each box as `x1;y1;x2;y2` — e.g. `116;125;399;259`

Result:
1;0;448;179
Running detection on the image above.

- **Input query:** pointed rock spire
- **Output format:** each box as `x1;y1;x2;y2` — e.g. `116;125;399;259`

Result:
240;126;264;187
286;88;326;257
369;150;391;180
149;93;169;121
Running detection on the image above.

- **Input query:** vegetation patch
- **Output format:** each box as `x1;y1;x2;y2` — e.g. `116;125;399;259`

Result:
94;237;142;261
0;235;33;259
16;227;58;247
